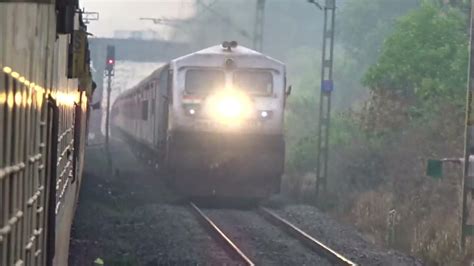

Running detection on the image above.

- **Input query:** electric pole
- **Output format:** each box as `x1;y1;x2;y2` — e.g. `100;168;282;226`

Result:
461;0;474;250
104;45;115;147
253;0;265;52
195;0;252;40
311;0;336;198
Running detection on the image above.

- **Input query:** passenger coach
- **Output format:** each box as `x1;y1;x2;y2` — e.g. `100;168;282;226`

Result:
112;42;290;199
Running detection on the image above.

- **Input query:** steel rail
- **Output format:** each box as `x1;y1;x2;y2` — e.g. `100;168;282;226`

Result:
259;207;357;266
189;202;255;266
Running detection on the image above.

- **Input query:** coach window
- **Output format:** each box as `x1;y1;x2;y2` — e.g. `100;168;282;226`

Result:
142;100;148;120
234;70;273;95
185;69;225;94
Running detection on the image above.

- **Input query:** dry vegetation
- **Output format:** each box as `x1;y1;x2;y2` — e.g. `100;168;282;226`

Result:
284;89;474;265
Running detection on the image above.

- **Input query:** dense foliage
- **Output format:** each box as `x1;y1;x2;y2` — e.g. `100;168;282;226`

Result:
338;0;421;66
364;2;468;103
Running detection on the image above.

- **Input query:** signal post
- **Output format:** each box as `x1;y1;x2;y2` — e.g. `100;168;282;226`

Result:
461;0;474;250
104;45;115;147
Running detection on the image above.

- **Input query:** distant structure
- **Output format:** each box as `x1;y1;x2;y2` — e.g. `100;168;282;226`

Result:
113;30;163;40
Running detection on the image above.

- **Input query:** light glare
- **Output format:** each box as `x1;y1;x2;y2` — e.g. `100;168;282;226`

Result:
206;88;252;125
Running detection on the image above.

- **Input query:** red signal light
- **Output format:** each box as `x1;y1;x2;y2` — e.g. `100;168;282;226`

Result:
105;45;115;73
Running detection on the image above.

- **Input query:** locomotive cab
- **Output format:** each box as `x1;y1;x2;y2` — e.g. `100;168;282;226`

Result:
166;42;286;199
170;43;285;133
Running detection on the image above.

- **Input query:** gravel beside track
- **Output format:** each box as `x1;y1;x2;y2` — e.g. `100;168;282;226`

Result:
273;205;423;266
205;208;332;265
69;138;422;265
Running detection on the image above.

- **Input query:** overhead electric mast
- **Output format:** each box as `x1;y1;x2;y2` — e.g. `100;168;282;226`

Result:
253;0;265;52
310;0;336;198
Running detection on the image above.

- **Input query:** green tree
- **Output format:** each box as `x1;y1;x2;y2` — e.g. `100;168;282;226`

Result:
363;1;468;103
339;0;421;66
334;0;421;108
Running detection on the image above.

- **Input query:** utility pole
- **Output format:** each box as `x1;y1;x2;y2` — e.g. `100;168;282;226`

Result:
195;0;252;40
461;0;474;250
310;0;336;198
104;45;115;147
253;0;265;52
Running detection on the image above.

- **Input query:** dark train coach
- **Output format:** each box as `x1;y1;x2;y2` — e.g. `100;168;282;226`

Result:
1;0;93;265
112;42;290;200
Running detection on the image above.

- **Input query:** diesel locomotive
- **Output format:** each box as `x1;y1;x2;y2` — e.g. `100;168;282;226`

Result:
112;42;290;199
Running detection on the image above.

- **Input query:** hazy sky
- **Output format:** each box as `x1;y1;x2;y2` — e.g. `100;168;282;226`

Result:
81;0;196;38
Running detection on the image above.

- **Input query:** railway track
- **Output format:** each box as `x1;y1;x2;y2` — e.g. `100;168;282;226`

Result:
190;202;357;266
259;207;356;266
189;202;255;265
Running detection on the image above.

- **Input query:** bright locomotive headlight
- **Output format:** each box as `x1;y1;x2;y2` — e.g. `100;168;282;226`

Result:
206;88;253;124
215;96;246;119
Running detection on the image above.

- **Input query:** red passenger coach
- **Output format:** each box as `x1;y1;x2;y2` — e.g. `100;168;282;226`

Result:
112;42;290;200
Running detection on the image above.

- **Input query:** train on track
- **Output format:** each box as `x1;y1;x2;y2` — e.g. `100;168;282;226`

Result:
1;0;93;265
112;41;290;200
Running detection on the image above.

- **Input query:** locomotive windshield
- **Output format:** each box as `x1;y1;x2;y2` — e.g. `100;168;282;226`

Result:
185;69;225;94
233;70;273;95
